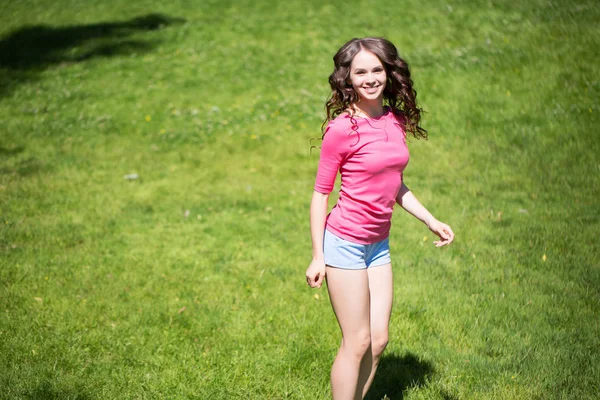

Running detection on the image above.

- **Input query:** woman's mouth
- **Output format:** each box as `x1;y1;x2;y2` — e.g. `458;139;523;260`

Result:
363;86;381;94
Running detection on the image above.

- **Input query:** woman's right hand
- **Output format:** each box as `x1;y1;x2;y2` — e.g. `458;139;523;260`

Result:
306;259;326;288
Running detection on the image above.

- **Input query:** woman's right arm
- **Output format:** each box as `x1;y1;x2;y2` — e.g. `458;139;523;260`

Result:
306;190;329;288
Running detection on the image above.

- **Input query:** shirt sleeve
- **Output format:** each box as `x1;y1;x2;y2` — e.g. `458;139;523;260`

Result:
314;122;348;194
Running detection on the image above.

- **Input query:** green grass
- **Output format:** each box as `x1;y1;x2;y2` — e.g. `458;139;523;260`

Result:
1;0;599;398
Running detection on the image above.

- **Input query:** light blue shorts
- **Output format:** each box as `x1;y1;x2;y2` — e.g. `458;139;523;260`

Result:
323;229;391;270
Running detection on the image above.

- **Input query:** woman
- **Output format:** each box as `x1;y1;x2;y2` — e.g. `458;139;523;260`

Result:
306;37;454;400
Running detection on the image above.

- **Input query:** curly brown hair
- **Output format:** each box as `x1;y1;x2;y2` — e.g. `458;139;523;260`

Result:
324;37;427;140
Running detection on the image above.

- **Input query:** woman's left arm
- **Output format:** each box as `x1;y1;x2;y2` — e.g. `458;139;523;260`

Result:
396;182;455;247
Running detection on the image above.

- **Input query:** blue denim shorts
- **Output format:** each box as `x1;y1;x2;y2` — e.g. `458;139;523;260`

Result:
323;229;391;270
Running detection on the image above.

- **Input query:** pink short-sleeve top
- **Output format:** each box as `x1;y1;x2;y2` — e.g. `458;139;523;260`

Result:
314;108;410;244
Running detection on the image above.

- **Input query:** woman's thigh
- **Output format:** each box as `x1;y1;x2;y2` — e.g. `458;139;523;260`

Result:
367;263;393;336
326;266;371;340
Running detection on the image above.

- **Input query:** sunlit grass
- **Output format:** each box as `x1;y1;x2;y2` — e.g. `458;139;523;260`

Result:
1;0;598;399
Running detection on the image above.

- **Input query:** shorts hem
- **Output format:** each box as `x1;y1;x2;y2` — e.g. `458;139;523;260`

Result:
325;263;368;270
366;258;392;268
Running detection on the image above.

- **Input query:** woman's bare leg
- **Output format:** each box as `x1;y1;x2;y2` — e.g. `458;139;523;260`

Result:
357;263;393;399
326;266;372;400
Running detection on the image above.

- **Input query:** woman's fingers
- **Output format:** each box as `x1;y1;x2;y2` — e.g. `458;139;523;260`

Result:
438;229;449;239
445;224;455;241
309;272;323;288
433;223;454;247
306;273;318;288
307;274;315;286
444;226;455;243
306;260;326;288
315;272;324;288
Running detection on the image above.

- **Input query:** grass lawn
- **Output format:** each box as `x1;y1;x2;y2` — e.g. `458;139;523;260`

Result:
1;0;599;398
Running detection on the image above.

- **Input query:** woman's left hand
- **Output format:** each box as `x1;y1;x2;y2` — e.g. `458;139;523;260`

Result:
427;219;455;247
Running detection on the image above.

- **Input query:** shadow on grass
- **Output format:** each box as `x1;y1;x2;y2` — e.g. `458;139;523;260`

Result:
0;13;185;97
0;145;46;177
25;381;92;400
0;157;46;177
0;145;25;157
366;352;440;400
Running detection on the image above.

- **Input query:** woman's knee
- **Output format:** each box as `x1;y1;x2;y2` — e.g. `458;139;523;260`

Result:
371;330;389;357
342;331;372;359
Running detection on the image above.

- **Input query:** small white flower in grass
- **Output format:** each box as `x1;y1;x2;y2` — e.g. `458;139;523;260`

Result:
184;210;190;218
542;254;547;262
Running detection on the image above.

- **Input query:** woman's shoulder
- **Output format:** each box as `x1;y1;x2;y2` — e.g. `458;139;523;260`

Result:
329;111;354;126
324;112;354;136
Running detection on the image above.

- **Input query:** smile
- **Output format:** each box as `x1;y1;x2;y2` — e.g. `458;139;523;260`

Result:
363;86;381;94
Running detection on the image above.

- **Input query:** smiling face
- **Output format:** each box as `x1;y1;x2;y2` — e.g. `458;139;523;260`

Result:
348;49;387;104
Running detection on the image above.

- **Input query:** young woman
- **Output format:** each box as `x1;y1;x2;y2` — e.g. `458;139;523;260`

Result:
306;37;455;400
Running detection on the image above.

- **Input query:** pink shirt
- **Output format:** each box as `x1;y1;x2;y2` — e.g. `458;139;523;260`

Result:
314;108;410;244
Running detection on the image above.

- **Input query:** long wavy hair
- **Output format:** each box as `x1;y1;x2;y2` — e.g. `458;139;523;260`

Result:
323;37;427;140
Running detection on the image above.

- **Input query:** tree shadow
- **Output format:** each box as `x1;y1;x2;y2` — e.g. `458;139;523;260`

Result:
24;380;93;400
0;145;25;157
0;13;185;97
366;352;435;400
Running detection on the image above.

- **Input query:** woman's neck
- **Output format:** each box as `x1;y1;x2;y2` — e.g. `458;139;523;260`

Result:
352;100;385;119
